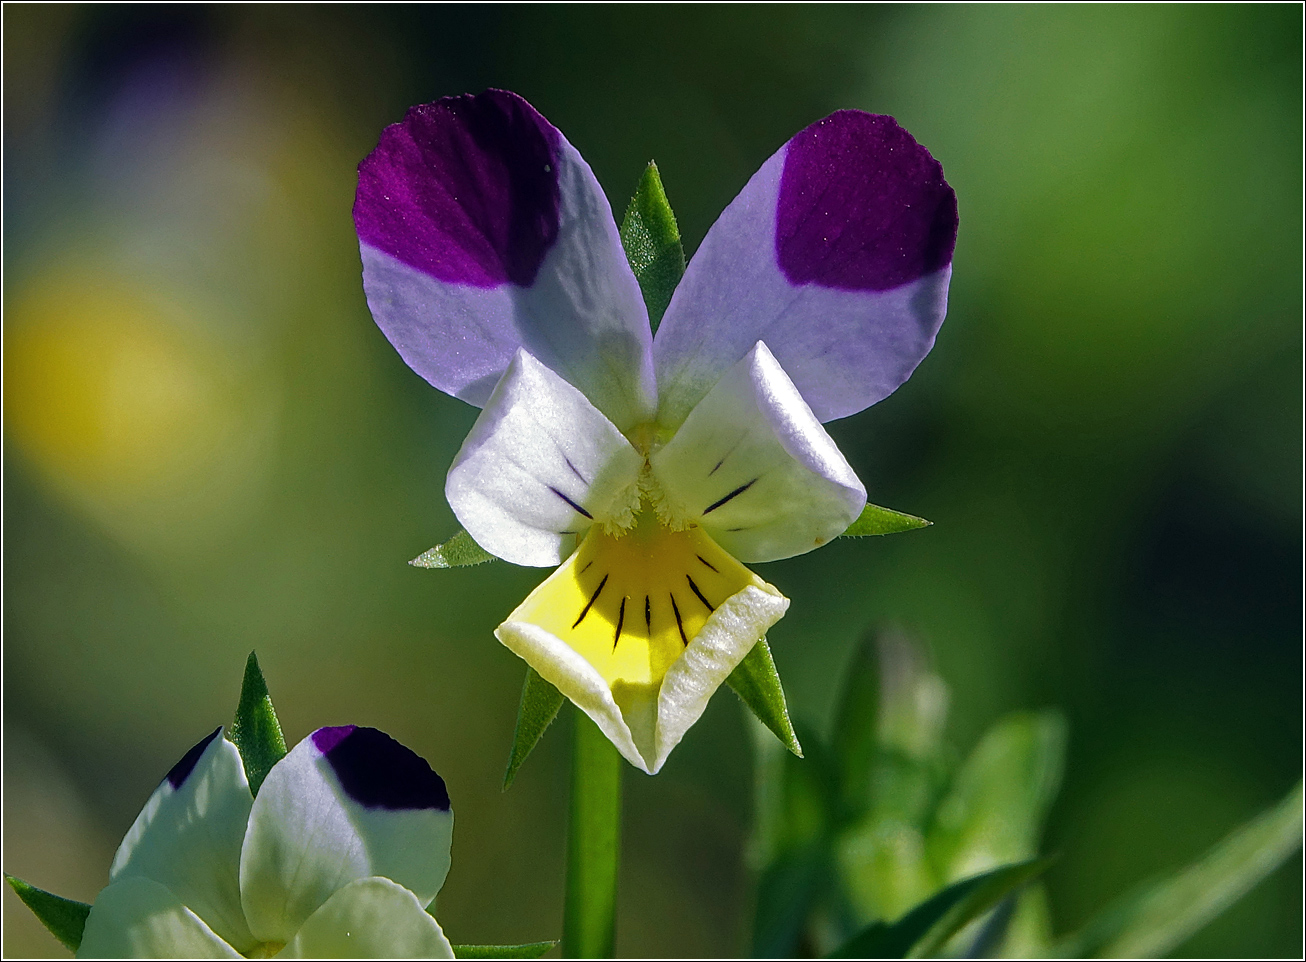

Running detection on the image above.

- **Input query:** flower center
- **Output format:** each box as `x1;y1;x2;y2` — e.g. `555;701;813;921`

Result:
509;509;758;691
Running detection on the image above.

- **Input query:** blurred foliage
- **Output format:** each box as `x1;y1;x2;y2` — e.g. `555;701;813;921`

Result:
3;4;1301;958
749;632;1302;958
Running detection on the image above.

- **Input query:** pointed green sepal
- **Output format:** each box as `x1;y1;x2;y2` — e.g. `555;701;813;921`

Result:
503;667;566;789
727;638;802;758
830;856;1053;959
5;874;92;952
230;651;287;796
451;941;558;958
619;161;686;333
411;529;497;568
841;503;932;537
1056;780;1304;959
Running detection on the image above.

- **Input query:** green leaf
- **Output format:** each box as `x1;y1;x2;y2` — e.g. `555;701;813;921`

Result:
411;530;497;568
752;845;828;958
927;710;1067;881
1057;779;1304;959
5;874;91;952
831;633;880;816
503;667;565;789
841;503;932;537
726;638;802;757
230;651;287;796
830;857;1052;959
451;941;557;959
619;161;685;332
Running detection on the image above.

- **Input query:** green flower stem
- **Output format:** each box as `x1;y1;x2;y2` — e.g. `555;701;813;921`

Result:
562;711;622;958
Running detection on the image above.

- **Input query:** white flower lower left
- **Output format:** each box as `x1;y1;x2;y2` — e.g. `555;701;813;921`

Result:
78;726;455;959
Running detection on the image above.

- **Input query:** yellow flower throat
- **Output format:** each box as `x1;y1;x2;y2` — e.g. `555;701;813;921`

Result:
510;509;760;689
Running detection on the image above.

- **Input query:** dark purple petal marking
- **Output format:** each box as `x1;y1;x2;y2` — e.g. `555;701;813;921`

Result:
776;111;957;291
613;597;626;649
312;725;357;754
686;576;716;613
549;486;593;520
703;478;758;515
166;727;221;790
574;574;608;629
314;726;451;812
670;594;688;645
355;89;561;288
696;554;719;573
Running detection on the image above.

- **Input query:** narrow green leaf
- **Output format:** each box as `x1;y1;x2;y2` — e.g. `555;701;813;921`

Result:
830;857;1052;959
831;633;880;816
452;941;558;959
503;668;566;790
411;529;497;568
230;651;287;796
1058;779;1304;959
5;874;91;951
841;503;932;537
727;638;802;758
619;161;685;332
927;710;1067;881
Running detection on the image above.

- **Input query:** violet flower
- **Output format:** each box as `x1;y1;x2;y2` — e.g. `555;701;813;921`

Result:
354;90;956;774
77;727;455;958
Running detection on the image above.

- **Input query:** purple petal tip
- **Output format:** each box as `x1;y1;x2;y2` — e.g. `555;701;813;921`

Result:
166;727;221;790
314;726;451;812
354;88;562;288
776;111;957;292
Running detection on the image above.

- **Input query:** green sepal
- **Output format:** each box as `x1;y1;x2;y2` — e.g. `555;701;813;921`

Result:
727;638;802;758
451;941;558;958
841;503;932;537
230;651;287;796
411;530;497;568
619;161;685;333
1056;779;1304;958
503;667;566;789
5;874;91;952
830;856;1053;959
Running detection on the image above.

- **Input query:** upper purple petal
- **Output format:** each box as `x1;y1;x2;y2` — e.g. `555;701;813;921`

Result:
776;112;957;291
354;89;561;288
312;726;450;812
166;726;222;790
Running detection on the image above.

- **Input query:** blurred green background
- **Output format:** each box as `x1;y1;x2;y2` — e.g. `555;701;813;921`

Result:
3;5;1300;957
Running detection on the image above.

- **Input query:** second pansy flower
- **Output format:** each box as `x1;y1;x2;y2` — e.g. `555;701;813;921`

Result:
354;90;956;774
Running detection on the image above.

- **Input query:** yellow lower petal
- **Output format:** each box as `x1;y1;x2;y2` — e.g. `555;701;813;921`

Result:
507;511;768;693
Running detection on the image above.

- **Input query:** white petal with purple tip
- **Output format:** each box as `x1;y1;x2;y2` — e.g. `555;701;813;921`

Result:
239;727;453;943
76;877;241;959
107;729;255;953
446;349;644;567
652;342;866;563
653;111;956;428
356;90;656;432
279;877;454;959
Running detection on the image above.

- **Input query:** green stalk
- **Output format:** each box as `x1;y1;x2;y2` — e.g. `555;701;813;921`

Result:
562;710;622;958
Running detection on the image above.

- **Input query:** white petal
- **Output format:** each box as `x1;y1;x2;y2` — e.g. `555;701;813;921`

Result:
356;91;657;433
108;729;254;953
77;877;241;959
496;619;648;771
240;729;453;943
651;341;866;563
278;877;454;959
652;587;789;772
446;348;644;566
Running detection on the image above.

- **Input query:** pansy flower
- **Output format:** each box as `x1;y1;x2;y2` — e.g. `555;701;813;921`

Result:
76;726;455;958
354;90;955;774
